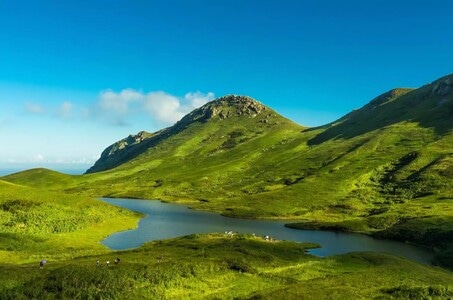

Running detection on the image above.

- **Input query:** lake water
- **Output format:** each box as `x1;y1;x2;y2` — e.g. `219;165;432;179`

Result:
100;198;434;265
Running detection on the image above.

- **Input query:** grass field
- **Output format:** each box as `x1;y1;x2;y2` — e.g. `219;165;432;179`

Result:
1;174;451;298
1;234;452;299
0;180;140;263
0;78;452;297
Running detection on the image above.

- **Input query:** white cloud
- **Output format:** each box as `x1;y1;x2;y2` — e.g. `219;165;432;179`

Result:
143;91;184;124
25;102;45;114
99;88;143;114
97;89;215;126
81;107;91;119
58;101;73;118
184;91;215;109
24;101;76;120
143;90;215;125
18;89;214;130
2;89;215;171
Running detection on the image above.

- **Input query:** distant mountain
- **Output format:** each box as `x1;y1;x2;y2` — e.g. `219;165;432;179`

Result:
309;74;453;144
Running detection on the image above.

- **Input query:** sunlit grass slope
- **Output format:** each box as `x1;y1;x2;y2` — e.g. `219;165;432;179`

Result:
0;234;452;299
0;179;140;263
2;76;452;268
2;168;79;190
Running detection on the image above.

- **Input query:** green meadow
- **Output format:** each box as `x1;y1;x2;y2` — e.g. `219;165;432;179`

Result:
1;233;452;299
0;180;140;263
1;77;452;298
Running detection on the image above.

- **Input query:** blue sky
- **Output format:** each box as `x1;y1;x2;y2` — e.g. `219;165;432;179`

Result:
1;0;452;173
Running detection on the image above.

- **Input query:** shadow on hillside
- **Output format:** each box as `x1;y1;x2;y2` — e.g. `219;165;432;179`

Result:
308;76;453;145
372;215;453;269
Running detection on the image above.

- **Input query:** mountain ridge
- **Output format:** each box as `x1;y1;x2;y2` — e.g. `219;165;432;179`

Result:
86;94;292;173
87;74;452;173
308;74;453;144
77;74;453;268
4;73;452;269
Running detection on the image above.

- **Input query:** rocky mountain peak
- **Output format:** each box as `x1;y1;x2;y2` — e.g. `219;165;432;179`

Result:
430;74;453;96
212;95;267;118
174;95;267;127
107;131;152;156
85;130;153;173
366;88;413;110
86;95;272;173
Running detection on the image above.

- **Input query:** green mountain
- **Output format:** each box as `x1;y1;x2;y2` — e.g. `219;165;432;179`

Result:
83;76;452;214
310;74;453;144
2;75;453;268
85;95;295;173
1;76;452;298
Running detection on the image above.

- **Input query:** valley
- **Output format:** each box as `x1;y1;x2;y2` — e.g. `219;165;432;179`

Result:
1;75;452;298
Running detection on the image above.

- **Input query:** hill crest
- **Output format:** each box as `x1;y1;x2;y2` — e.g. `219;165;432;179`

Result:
308;74;453;144
173;95;268;128
86;95;279;173
87;74;453;173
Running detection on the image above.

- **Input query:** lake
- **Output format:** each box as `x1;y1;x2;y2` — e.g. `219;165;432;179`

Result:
100;198;434;265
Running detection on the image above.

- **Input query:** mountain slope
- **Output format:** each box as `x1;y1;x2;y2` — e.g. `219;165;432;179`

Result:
6;77;453;216
3;75;453;268
0;175;139;263
83;76;452;214
309;74;453;145
85;95;296;173
2;168;79;189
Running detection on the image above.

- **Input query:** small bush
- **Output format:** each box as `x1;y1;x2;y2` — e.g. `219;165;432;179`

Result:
367;214;400;229
383;285;452;298
0;199;42;212
226;258;256;273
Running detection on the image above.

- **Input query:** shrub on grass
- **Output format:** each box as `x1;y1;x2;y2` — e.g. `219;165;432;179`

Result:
226;258;256;274
1;266;132;299
382;285;452;298
367;214;401;229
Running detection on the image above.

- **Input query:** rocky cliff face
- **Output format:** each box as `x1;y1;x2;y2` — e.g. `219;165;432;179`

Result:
86;95;271;173
104;131;152;157
172;95;268;129
85;131;155;174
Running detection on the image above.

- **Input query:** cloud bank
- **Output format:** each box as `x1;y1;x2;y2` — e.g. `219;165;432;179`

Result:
58;101;73;118
98;89;215;126
99;88;143;114
25;102;45;114
9;89;215;169
22;89;215;127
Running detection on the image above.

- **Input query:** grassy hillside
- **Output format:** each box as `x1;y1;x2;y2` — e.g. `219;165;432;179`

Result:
2;168;80;190
1;75;452;269
0;179;140;263
1;234;452;299
0;76;452;298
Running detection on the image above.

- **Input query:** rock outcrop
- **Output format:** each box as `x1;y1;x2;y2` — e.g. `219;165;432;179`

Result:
86;95;271;173
172;95;267;130
104;131;152;157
